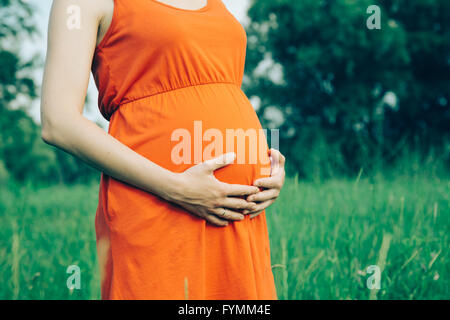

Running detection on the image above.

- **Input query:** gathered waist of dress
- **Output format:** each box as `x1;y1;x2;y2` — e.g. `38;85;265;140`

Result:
104;80;242;120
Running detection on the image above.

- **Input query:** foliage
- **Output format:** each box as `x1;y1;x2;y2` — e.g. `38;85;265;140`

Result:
0;0;98;185
244;0;450;178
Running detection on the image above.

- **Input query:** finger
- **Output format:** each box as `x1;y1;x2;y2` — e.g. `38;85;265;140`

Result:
248;199;274;214
222;183;260;196
204;152;236;172
248;199;275;218
249;211;263;219
269;148;286;176
211;208;244;221
246;189;279;202
269;148;285;167
253;160;284;187
204;214;229;227
220;197;257;211
253;176;282;189
280;152;286;166
269;149;279;175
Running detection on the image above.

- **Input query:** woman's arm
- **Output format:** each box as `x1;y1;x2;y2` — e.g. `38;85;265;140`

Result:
40;0;259;226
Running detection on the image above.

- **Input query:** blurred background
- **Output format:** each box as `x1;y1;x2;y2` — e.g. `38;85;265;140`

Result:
0;0;448;299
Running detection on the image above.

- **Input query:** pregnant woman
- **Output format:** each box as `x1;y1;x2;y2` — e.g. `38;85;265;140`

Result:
41;0;286;299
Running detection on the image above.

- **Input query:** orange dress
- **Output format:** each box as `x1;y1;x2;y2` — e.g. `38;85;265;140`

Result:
92;0;277;300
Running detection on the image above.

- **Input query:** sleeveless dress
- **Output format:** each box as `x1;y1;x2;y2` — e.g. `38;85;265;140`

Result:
91;0;277;300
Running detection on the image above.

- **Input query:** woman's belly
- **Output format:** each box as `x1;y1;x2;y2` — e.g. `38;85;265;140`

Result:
108;82;271;186
101;82;271;235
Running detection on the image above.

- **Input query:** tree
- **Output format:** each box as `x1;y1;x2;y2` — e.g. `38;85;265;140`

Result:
244;0;450;178
0;0;97;185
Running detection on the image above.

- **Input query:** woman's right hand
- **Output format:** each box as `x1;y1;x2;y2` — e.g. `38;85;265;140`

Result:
169;153;260;227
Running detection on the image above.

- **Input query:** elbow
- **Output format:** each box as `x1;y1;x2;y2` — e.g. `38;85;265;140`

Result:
41;127;53;145
41;103;53;144
40;106;82;146
40;115;58;145
40;112;80;147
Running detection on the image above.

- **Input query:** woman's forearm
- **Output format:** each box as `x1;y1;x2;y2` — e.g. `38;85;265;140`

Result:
41;113;181;201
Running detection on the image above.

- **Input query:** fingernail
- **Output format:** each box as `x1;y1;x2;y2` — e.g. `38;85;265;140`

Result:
239;215;244;220
224;152;236;162
242;210;249;214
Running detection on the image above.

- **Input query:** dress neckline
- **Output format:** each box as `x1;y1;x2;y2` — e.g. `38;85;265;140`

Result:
149;0;210;13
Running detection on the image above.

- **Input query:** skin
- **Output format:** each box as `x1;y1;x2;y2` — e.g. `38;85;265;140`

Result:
41;0;285;227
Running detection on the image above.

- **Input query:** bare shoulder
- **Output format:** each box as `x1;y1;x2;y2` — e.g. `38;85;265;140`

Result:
49;0;112;24
48;0;114;45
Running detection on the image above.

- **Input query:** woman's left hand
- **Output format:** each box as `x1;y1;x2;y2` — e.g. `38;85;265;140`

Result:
245;148;286;218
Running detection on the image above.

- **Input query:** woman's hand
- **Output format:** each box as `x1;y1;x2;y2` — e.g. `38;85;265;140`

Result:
169;153;260;227
245;148;286;218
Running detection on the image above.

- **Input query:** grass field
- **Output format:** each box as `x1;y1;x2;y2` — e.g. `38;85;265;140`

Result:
0;174;448;300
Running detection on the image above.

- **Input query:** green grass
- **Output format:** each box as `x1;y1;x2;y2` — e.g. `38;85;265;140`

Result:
269;174;449;299
0;174;448;299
